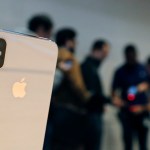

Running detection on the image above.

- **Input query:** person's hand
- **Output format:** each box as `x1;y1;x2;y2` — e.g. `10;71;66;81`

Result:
58;61;72;72
112;96;124;108
137;82;149;93
129;105;144;114
146;103;150;112
86;94;105;113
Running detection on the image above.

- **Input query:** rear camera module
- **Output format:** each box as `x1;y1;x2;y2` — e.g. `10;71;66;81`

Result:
0;38;6;68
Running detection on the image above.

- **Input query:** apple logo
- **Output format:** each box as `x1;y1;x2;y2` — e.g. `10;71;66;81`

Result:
12;78;27;98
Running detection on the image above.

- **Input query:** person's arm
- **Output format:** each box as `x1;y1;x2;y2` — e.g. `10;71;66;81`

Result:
146;102;150;111
111;70;124;108
81;64;96;93
138;68;150;92
58;49;91;101
129;69;150;113
82;63;110;104
67;59;91;101
137;82;149;93
112;91;125;108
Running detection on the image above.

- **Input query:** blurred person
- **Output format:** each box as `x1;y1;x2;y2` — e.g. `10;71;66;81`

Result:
112;45;150;150
146;57;150;111
51;28;92;150
81;40;110;150
146;57;150;76
28;14;54;38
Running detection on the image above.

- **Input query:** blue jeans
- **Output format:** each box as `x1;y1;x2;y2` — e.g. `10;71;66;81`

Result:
83;113;103;150
119;111;148;150
51;106;85;150
51;105;103;150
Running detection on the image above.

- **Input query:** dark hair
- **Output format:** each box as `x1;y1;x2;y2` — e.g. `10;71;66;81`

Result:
55;28;76;47
28;14;53;32
124;44;137;55
92;40;107;51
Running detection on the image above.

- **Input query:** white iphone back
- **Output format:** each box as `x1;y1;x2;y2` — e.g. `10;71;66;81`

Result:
0;30;58;150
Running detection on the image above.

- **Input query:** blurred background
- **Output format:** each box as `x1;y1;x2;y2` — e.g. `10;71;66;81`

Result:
0;0;150;93
0;0;150;150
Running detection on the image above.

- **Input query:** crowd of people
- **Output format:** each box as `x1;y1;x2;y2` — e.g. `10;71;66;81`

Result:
26;14;150;150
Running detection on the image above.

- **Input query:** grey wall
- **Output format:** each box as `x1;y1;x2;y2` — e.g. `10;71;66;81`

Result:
0;0;150;94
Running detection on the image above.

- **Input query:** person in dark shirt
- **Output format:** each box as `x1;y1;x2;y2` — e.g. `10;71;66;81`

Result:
112;45;149;150
146;56;150;83
81;40;110;150
146;57;150;111
146;57;150;76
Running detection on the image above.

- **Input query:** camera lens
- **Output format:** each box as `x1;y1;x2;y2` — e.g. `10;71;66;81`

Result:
0;38;6;68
